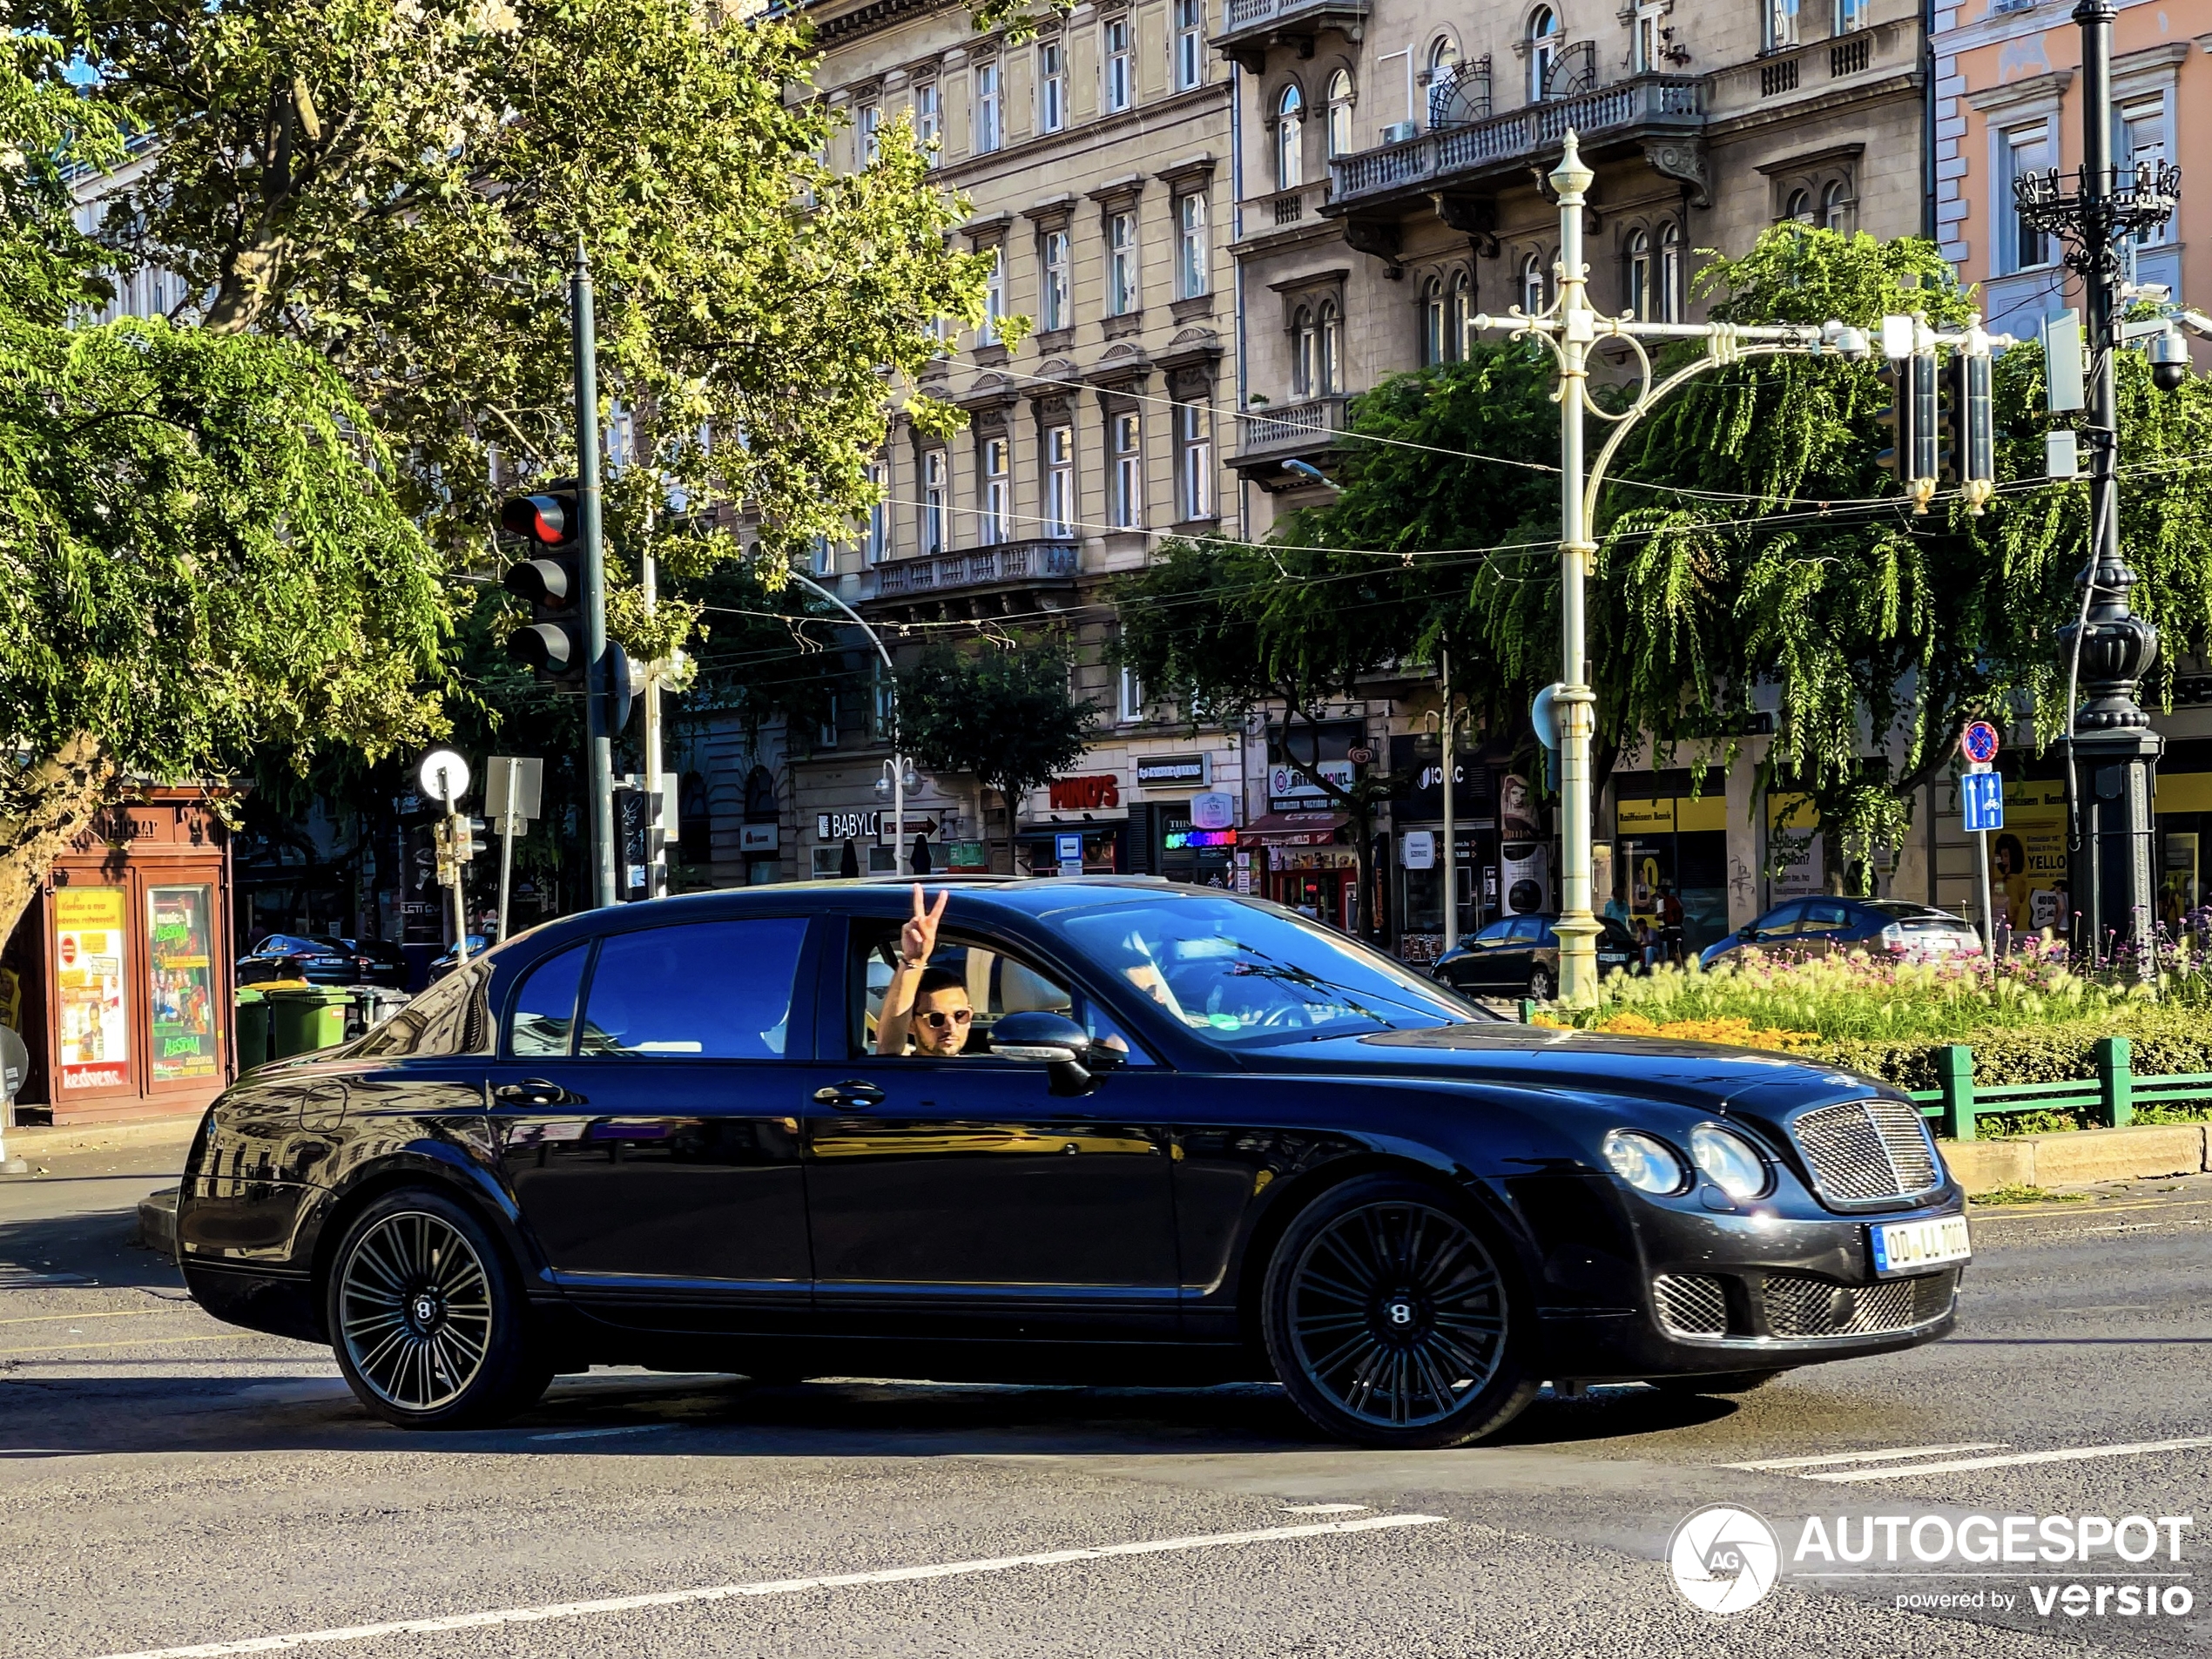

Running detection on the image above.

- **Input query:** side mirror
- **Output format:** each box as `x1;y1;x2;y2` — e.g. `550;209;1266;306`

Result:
1739;927;1757;941
989;1010;1096;1097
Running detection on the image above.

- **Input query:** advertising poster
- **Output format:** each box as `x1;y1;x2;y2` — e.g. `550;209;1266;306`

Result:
148;885;220;1082
54;887;131;1091
2000;779;2069;932
1767;793;1824;900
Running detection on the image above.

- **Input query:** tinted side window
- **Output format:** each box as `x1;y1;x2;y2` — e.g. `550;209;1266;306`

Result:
509;942;589;1057
353;962;495;1058
579;919;807;1059
1475;921;1514;944
1508;918;1543;943
1802;900;1851;932
1753;902;1805;939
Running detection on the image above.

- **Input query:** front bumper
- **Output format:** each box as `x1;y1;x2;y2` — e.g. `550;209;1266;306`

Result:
1541;1190;1967;1382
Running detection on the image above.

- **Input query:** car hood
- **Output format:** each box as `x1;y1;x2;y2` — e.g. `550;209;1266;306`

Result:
1246;1022;1884;1117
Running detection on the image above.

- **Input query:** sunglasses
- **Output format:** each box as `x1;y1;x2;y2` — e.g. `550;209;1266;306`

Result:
920;1008;974;1030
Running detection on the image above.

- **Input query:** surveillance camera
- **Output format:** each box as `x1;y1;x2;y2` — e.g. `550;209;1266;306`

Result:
2148;327;2191;393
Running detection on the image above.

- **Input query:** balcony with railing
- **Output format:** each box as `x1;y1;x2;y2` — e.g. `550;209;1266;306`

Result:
1214;0;1370;71
863;537;1081;612
1228;395;1351;489
1328;74;1703;212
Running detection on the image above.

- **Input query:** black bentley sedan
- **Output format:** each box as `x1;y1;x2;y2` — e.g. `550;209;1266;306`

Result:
177;878;1968;1449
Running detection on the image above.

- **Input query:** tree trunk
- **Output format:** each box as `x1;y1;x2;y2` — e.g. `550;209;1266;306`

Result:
0;736;125;950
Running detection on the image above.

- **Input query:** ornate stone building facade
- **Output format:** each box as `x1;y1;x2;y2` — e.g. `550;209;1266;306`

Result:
792;0;1257;879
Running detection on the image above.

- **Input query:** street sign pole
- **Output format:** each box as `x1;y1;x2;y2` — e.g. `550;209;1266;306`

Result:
1976;811;1995;968
572;239;617;912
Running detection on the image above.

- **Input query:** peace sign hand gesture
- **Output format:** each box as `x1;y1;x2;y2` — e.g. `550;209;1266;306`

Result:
900;885;948;968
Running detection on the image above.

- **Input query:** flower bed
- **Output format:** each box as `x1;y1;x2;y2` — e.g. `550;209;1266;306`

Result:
1541;953;2212;1123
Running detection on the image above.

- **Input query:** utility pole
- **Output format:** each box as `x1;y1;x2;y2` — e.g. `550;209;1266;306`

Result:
572;238;618;910
2014;0;2178;970
1440;649;1457;954
641;539;667;900
787;571;912;877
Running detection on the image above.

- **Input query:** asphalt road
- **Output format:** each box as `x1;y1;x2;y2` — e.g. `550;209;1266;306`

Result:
2;1131;2207;1659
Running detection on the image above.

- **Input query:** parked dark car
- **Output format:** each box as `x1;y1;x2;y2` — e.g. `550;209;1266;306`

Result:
1431;914;1641;1001
176;879;1967;1448
345;937;410;988
1702;898;1984;969
426;935;494;981
237;934;355;986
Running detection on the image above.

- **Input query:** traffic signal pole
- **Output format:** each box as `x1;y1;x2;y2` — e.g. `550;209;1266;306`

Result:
572;239;618;910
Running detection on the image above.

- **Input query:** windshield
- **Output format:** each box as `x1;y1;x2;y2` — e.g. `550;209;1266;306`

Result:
1057;896;1484;1047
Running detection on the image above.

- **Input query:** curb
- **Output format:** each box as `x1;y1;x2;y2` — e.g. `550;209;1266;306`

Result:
1944;1122;2209;1190
137;1186;180;1263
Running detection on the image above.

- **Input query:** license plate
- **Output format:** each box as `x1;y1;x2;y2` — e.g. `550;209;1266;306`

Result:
1870;1214;1972;1278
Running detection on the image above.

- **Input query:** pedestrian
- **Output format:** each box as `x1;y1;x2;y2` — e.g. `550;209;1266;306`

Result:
1656;882;1685;965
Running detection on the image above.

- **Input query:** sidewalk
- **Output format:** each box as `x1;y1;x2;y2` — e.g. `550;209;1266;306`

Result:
1;1111;203;1170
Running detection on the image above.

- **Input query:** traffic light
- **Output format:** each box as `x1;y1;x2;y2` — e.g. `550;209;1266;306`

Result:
1950;346;1996;513
500;487;584;684
1874;361;1922;509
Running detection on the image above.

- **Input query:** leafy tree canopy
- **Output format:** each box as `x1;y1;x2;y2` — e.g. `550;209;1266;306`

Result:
1120;225;2212;894
30;0;996;587
0;44;446;940
896;643;1098;867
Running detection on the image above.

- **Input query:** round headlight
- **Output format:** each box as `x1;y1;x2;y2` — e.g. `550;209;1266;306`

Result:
1690;1124;1771;1200
1602;1130;1688;1195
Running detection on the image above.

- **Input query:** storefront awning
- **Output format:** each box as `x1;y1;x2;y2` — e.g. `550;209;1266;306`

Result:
1242;811;1351;846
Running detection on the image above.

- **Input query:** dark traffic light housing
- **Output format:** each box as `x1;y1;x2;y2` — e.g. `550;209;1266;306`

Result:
501;488;584;684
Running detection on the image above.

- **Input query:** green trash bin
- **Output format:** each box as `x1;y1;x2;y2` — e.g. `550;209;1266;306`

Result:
266;987;352;1058
233;988;270;1074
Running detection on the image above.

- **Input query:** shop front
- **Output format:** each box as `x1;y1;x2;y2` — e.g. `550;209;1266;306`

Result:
1386;735;1498;962
1610;771;1729;958
1244;813;1358;931
1;791;236;1125
1017;772;1132;874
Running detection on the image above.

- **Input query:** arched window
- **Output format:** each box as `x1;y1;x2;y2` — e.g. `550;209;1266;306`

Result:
1326;70;1355;158
1276;83;1305;191
1292;305;1317;395
1527;6;1560;101
1659;222;1683;322
1626;227;1653;321
1425;35;1460;126
1318;300;1342;395
1821;179;1851;233
1784;187;1812;225
1448;269;1472;361
1421;278;1447;366
1520;251;1548;315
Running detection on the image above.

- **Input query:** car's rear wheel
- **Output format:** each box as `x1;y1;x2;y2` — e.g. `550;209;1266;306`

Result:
1527;966;1554;1001
325;1188;550;1430
1261;1175;1537;1449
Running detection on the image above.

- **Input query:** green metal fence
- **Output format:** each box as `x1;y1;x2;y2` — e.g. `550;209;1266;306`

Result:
1907;1036;2212;1140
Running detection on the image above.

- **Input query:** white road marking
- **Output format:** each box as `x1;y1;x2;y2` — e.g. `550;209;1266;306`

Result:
1281;1503;1369;1514
86;1514;1450;1659
1802;1435;2212;1483
1723;1443;2006;1472
528;1424;671;1443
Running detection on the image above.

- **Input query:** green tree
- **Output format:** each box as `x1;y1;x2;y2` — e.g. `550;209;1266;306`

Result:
0;48;447;941
896;644;1098;872
1113;346;1561;934
34;0;996;590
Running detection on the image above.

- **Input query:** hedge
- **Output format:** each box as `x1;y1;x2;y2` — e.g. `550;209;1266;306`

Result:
1809;1005;2212;1092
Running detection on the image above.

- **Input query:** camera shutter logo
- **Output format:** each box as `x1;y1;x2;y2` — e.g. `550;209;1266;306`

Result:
1667;1504;1781;1615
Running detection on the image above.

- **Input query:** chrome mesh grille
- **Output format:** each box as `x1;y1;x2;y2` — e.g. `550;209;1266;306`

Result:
1653;1273;1729;1336
1792;1097;1941;1204
1764;1271;1954;1339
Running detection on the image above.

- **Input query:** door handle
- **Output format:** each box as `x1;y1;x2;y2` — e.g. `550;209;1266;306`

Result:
495;1078;577;1108
813;1080;887;1109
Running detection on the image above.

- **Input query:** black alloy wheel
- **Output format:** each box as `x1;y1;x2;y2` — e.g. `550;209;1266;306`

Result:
325;1188;550;1429
1262;1175;1536;1449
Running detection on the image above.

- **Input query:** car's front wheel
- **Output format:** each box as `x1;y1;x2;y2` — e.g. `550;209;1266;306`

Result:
325;1188;550;1430
1261;1175;1537;1449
